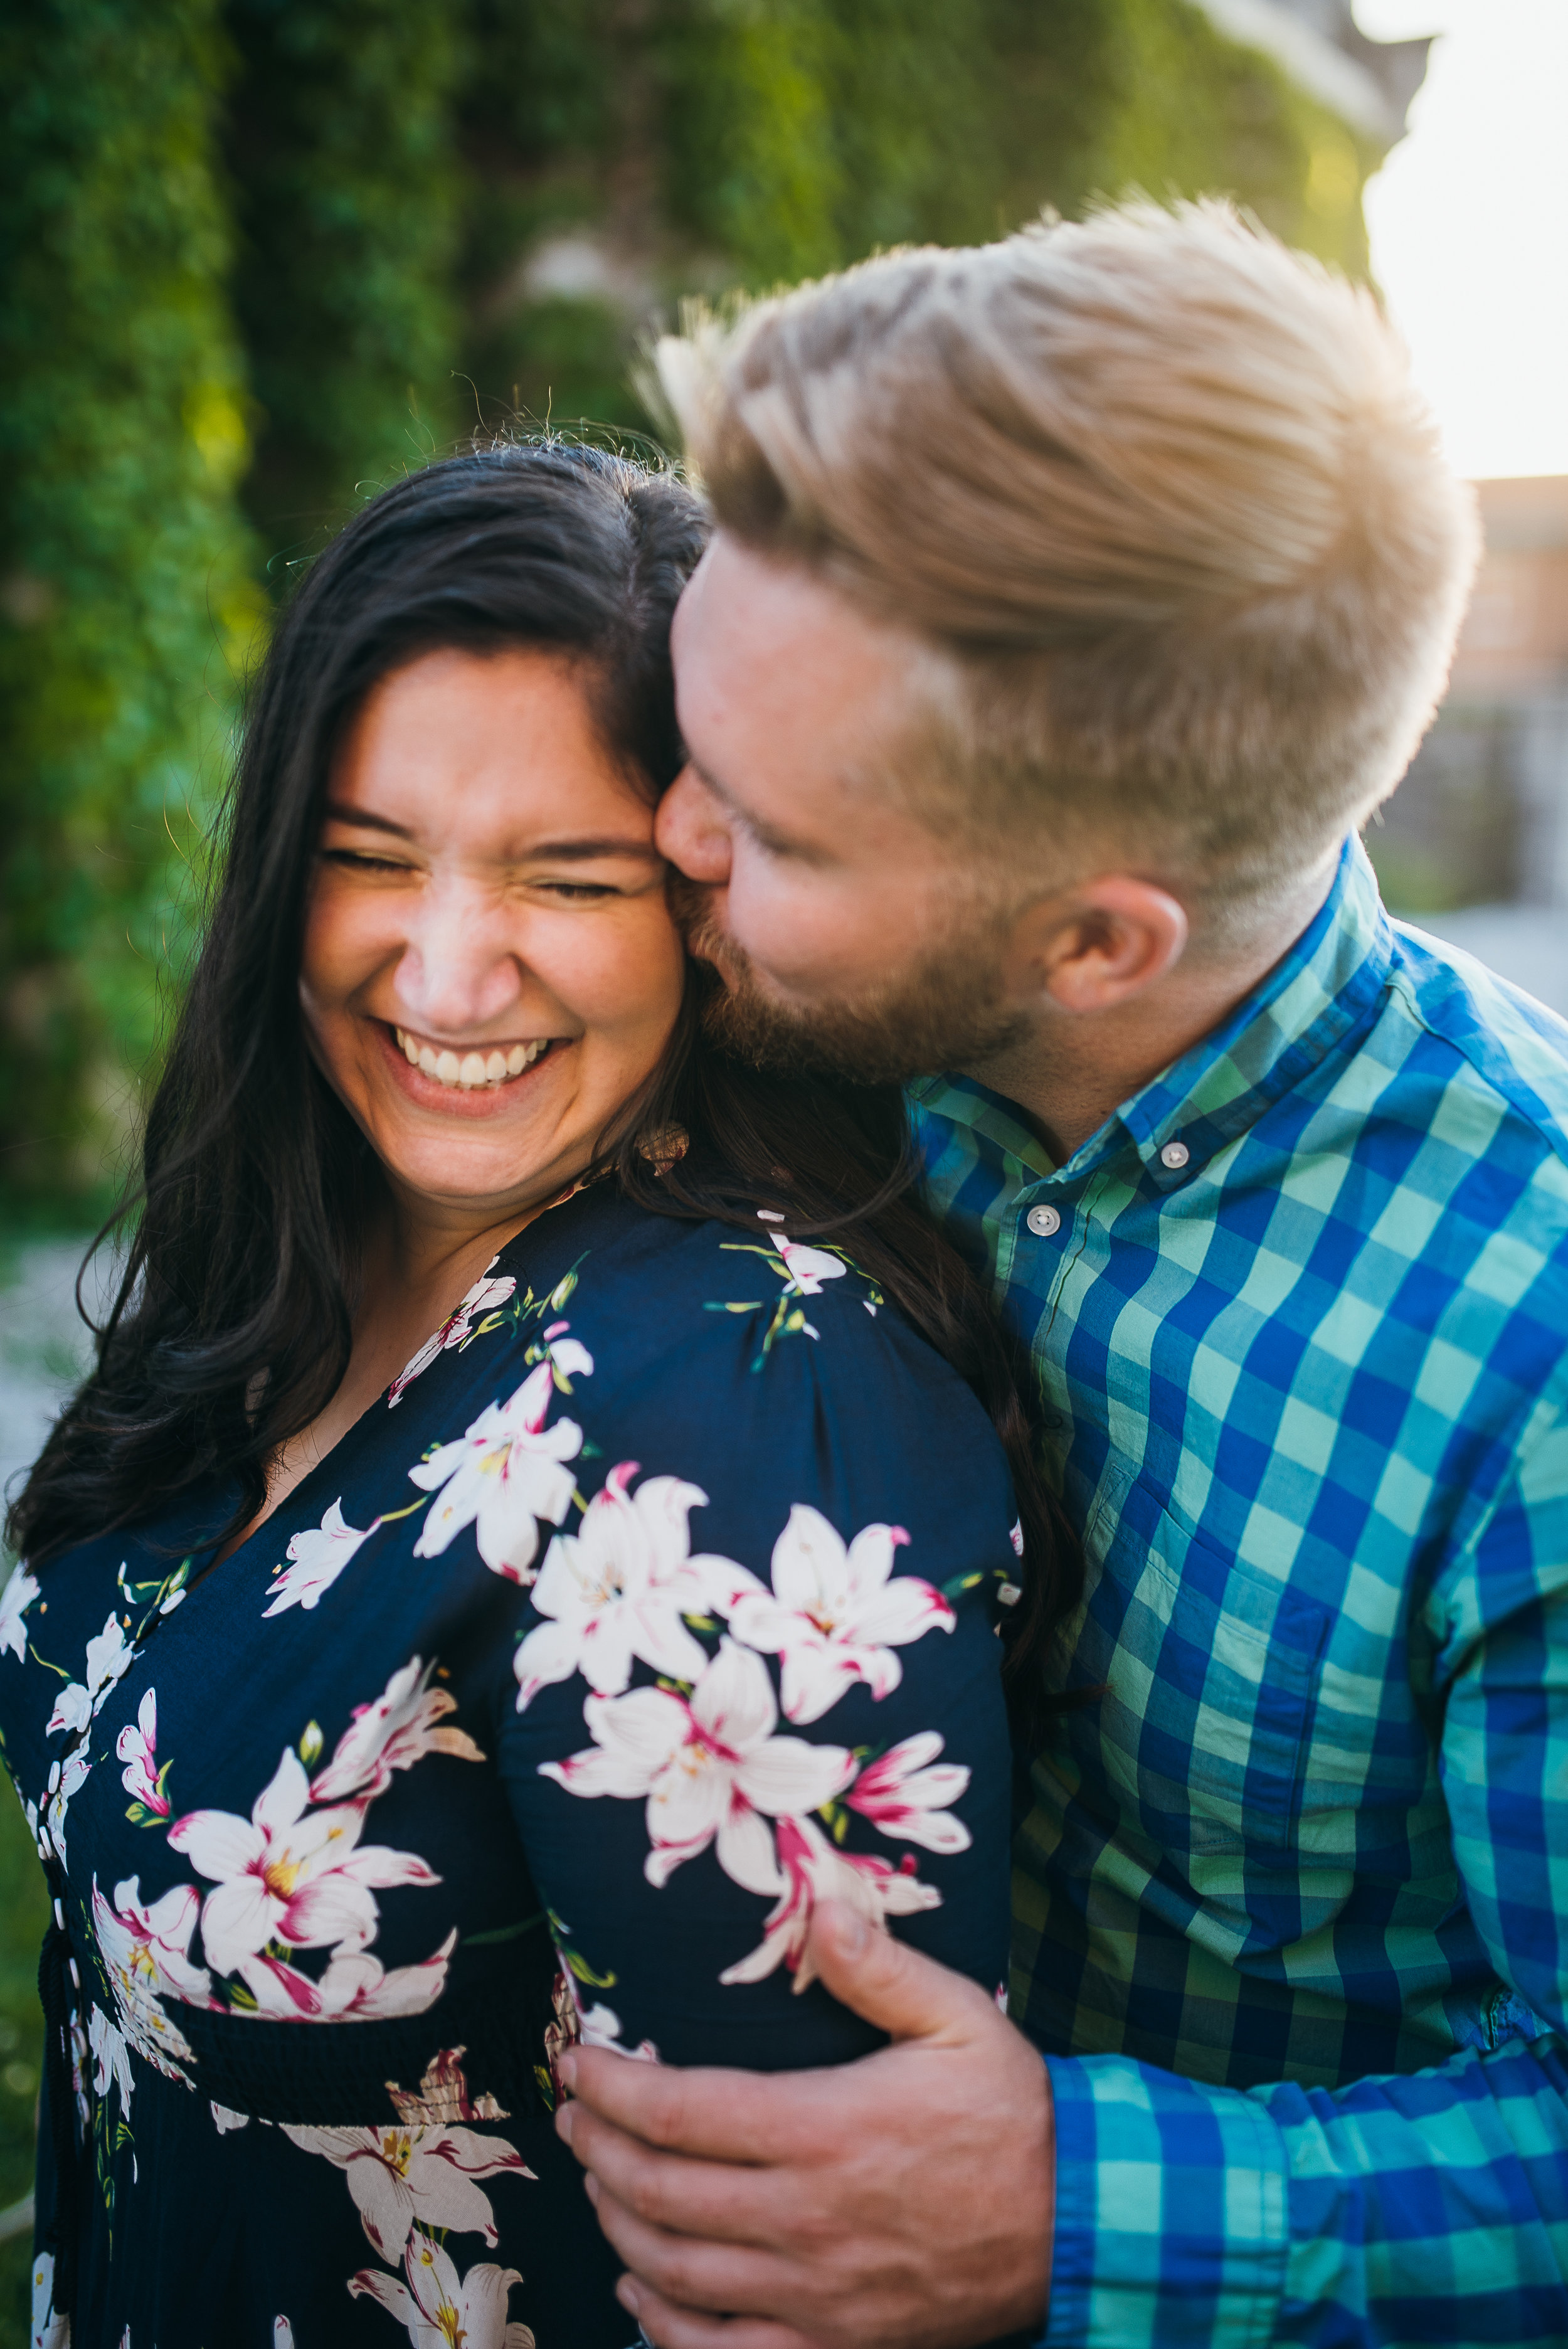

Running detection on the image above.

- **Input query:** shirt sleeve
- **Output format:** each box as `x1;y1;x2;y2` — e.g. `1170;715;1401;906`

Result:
1040;1412;1568;2347
491;1249;1019;2077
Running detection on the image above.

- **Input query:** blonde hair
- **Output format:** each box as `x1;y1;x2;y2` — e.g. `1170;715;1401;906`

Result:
657;199;1479;921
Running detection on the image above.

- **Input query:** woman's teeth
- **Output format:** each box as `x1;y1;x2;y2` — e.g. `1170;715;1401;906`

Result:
394;1029;551;1088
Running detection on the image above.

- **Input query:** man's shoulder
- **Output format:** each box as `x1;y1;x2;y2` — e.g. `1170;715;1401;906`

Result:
1379;920;1568;1173
1335;926;1568;1267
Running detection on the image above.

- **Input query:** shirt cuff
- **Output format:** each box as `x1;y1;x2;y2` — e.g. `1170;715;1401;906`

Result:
1039;2053;1290;2348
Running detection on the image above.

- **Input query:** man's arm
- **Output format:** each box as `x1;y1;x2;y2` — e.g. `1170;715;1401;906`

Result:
559;1907;1568;2349
557;1901;1055;2349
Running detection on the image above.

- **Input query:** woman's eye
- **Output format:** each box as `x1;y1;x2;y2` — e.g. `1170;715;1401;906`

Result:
322;849;413;875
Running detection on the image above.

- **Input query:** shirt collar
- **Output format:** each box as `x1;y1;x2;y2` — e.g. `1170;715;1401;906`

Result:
911;835;1395;1192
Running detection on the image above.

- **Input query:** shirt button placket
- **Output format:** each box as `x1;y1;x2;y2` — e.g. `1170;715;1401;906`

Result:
1025;1203;1062;1238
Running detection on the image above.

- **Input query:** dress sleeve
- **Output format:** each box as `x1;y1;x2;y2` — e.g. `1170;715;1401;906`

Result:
491;1228;1019;2074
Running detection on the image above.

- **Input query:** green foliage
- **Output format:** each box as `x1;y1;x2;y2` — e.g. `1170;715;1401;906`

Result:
0;0;264;1213
225;0;467;553
455;0;1377;454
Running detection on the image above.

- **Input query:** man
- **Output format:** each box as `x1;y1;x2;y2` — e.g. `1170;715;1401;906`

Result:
554;201;1568;2346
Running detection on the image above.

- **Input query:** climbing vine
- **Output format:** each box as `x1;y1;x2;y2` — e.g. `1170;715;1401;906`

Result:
0;0;263;1210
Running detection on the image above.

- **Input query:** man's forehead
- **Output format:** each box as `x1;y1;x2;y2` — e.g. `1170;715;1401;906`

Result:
677;534;919;686
673;536;936;795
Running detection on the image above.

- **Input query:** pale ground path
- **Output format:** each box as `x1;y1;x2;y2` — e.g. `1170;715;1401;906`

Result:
0;913;1562;1525
0;1237;115;1539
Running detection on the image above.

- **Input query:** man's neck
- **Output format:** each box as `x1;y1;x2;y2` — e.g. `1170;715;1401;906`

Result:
960;860;1338;1165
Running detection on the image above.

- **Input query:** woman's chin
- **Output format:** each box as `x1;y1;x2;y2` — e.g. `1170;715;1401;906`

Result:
374;1124;585;1217
349;1042;590;1211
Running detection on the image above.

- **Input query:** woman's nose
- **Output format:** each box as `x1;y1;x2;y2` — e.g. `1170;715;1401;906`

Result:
391;886;523;1036
656;765;733;884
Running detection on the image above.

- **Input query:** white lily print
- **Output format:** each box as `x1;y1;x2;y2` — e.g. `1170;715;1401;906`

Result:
283;2114;533;2261
31;2250;68;2349
724;1505;954;1724
513;1466;751;1712
46;1607;135;1737
541;1636;855;1892
90;1874;209;2076
0;1563;38;1665
844;1732;972;1854
388;1261;519;1407
39;1747;92;1872
719;1812;940;1991
773;1233;847;1297
349;2225;535;2348
310;1655;485;1805
169;1745;439;1982
239;1929;458;2023
87;2001;135;2121
263;1498;378;1618
116;1687;170;1817
410;1360;585;1583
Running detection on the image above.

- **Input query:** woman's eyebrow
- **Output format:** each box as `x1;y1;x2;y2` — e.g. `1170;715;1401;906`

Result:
320;806;660;863
321;801;415;837
524;837;664;862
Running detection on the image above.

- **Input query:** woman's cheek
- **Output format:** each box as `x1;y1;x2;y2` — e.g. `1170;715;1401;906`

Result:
563;909;686;1041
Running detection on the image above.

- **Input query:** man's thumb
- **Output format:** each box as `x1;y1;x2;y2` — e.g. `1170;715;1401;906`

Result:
804;1900;993;2043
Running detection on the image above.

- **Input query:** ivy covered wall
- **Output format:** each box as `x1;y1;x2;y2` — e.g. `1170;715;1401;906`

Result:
0;0;263;1208
0;0;1385;1211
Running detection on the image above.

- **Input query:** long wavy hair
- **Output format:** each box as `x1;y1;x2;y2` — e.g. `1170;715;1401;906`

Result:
9;441;1078;1714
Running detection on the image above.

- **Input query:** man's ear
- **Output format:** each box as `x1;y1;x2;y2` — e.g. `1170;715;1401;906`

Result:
1002;876;1190;1015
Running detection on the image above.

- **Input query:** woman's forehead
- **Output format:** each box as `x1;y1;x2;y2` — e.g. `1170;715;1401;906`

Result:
330;645;657;855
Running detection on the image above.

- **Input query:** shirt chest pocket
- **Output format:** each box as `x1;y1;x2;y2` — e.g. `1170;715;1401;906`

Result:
1077;1469;1333;1860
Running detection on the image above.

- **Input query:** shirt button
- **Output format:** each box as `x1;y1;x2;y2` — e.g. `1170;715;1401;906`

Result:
1025;1204;1062;1237
1160;1140;1190;1170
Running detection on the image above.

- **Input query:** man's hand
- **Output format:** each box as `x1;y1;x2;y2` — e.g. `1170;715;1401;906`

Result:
553;1900;1056;2349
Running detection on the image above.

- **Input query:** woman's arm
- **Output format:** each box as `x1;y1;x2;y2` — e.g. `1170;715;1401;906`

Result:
494;1247;1020;2081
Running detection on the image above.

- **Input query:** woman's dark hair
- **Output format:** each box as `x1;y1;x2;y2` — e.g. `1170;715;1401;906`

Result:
9;440;1078;1715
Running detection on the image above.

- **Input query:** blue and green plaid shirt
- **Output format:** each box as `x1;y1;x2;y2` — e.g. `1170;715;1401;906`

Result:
911;840;1568;2346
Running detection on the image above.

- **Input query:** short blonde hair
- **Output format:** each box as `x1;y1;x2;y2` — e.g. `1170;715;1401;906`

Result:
657;199;1478;916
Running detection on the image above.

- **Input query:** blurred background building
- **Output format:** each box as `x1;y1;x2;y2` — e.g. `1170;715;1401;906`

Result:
1369;475;1568;1010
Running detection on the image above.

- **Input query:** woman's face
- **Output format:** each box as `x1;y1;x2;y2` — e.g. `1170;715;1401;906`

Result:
301;645;686;1224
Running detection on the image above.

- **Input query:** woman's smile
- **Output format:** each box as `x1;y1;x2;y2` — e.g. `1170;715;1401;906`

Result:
369;1017;572;1122
391;1024;556;1088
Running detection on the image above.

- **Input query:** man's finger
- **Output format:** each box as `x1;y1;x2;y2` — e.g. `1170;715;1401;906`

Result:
558;2099;792;2244
616;2273;808;2349
801;1899;999;2044
559;2046;824;2163
588;2177;802;2315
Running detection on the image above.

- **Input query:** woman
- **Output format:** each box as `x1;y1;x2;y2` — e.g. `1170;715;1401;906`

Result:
1;443;1072;2349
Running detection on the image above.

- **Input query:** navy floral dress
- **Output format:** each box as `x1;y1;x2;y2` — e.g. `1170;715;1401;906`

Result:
0;1178;1019;2349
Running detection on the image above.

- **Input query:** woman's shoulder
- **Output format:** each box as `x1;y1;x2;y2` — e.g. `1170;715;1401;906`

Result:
514;1178;982;1406
480;1180;1019;1556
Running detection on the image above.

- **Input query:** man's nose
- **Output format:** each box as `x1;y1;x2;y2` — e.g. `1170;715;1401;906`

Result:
391;883;524;1036
656;765;733;884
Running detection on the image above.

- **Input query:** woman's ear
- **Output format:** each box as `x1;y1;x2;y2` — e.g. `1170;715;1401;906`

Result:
1001;876;1190;1015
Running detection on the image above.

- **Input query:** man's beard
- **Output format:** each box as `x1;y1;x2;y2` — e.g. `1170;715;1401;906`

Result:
669;875;1032;1086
